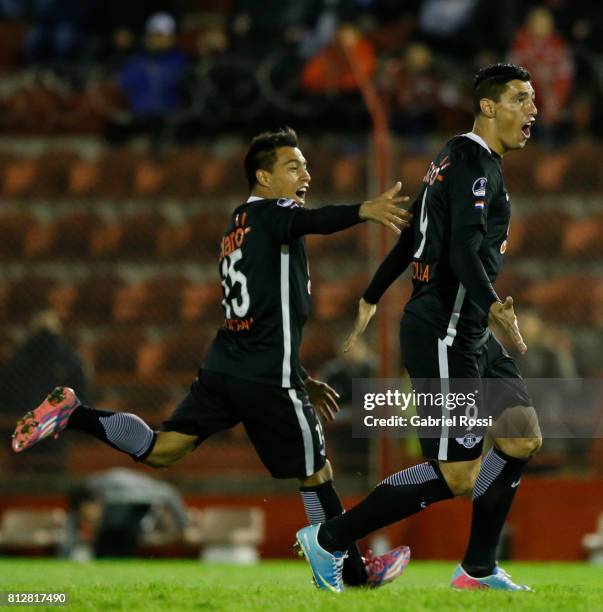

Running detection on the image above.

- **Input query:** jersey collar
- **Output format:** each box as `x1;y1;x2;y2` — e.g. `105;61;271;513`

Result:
246;196;263;202
462;132;491;154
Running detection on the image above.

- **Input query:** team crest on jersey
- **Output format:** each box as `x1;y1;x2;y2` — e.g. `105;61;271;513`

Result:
276;198;298;209
472;177;487;197
456;433;483;449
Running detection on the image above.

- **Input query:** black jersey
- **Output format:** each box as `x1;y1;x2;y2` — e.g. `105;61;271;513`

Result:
404;132;510;347
203;196;362;388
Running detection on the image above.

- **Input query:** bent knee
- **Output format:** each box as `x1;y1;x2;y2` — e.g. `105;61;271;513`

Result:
496;435;542;459
143;431;197;468
446;474;478;497
439;459;481;497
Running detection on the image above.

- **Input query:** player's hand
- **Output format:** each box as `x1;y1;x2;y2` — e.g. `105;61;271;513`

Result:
359;181;411;235
344;298;377;352
489;296;527;354
304;377;340;422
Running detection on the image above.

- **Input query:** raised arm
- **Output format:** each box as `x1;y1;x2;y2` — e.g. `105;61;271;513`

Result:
260;183;411;242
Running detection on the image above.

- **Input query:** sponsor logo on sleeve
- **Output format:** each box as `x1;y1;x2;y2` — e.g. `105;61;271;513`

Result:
472;177;487;197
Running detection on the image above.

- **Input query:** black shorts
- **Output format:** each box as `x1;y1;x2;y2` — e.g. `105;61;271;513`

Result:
161;370;327;479
400;315;533;462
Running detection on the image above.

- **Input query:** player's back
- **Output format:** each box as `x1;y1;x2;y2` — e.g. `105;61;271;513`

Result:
404;133;509;348
203;198;310;388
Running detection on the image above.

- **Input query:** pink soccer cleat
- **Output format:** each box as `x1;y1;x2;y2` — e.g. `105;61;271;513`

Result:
11;387;80;453
364;545;411;588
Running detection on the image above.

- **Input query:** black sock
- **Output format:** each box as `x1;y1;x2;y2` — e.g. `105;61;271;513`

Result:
299;480;368;586
462;447;528;577
66;405;156;461
318;462;453;552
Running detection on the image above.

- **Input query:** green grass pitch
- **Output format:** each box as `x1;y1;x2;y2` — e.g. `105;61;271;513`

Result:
1;559;601;611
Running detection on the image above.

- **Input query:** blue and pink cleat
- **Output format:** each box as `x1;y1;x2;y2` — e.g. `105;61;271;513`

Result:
295;524;347;592
451;564;532;591
11;386;80;453
364;545;411;588
296;524;411;592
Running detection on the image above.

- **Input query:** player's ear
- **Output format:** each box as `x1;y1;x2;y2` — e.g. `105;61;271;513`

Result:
255;168;271;188
479;97;496;118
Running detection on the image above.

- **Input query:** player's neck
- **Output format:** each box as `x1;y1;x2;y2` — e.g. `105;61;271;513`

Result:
471;121;506;157
250;187;278;200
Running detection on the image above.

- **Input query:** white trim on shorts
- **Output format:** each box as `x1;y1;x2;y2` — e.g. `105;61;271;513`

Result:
280;246;292;387
288;388;315;477
437;338;450;461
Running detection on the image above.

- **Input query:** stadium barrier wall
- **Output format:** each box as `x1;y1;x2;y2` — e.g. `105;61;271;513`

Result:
1;477;602;561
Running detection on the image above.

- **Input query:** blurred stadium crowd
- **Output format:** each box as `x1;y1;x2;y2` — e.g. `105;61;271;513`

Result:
0;0;602;486
0;0;600;144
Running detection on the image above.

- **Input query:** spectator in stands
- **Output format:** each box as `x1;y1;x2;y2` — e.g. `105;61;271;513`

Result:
299;21;376;131
96;1;174;68
105;12;189;147
300;21;376;95
295;0;339;61
416;0;479;58
0;309;89;472
379;43;441;152
0;309;90;416
508;6;574;147
319;334;377;407
318;333;375;473
511;308;578;379
509;308;590;471
24;0;97;76
229;0;310;59
0;0;23;18
543;0;603;141
61;468;188;560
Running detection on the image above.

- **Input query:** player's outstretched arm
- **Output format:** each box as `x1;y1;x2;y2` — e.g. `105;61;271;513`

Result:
359;181;412;235
277;181;411;240
344;298;377;352
489;296;527;354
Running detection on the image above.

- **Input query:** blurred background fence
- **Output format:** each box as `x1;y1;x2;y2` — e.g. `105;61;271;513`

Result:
0;0;602;560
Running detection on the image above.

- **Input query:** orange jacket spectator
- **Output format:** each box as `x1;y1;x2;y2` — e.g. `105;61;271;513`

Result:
508;7;573;127
300;24;376;94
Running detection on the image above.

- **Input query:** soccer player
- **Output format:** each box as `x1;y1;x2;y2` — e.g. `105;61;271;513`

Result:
12;127;412;588
296;64;542;592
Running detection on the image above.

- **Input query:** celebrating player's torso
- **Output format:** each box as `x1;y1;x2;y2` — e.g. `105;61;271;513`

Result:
404;133;511;348
204;197;311;388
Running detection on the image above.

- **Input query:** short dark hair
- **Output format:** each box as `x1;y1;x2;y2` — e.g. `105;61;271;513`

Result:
244;126;299;189
473;63;531;115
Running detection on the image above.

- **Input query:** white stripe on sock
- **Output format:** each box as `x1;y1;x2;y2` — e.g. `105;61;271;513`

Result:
99;413;154;457
380;462;438;487
473;449;507;499
300;490;327;524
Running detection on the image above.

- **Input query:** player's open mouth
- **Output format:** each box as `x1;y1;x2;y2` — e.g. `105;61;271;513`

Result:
296;187;308;202
521;122;533;139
